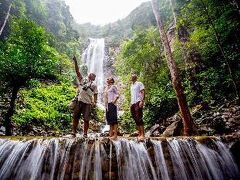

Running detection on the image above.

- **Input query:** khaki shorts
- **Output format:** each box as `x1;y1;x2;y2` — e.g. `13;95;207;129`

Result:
73;101;91;122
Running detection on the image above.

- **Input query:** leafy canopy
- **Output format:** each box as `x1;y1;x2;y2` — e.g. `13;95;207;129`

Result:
0;18;59;88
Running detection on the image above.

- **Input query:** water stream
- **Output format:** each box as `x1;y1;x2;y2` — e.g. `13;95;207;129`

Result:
0;137;239;180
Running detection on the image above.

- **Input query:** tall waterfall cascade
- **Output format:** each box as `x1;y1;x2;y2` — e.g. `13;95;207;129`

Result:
81;38;105;104
0;137;239;180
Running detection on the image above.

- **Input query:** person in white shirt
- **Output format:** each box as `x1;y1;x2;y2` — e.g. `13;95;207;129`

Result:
130;74;145;141
104;77;119;140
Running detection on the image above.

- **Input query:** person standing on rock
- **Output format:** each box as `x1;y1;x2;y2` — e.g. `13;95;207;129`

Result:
72;56;98;138
104;77;119;140
130;74;145;141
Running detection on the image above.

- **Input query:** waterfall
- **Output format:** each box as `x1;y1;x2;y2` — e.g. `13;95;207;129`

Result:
81;38;105;104
0;137;239;180
113;140;158;180
152;141;170;180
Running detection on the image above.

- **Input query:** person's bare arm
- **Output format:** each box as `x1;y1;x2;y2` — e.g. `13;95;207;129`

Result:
113;96;119;104
93;93;98;107
139;89;145;108
113;86;119;104
140;89;145;100
73;56;83;82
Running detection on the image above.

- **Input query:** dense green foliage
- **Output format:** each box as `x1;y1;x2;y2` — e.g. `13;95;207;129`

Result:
0;18;59;87
177;0;240;101
27;0;82;57
115;0;240;132
13;82;75;131
1;0;82;57
0;0;82;133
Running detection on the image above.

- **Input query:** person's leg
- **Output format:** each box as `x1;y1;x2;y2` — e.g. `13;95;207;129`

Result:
72;119;78;136
131;103;140;137
83;121;89;137
109;103;118;139
109;125;113;137
131;104;137;134
106;104;113;137
112;124;118;140
72;101;81;136
135;102;144;140
138;125;145;140
130;104;136;121
83;103;91;137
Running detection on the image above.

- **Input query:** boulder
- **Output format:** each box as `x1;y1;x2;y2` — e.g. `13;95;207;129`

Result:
162;118;183;137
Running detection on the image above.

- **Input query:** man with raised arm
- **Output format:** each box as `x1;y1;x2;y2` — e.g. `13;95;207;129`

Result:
130;74;145;141
72;56;98;138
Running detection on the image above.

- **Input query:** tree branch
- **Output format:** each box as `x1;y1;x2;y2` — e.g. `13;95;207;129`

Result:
0;3;12;36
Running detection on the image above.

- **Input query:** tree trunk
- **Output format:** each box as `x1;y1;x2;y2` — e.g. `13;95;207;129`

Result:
0;3;12;36
151;0;194;135
4;86;20;136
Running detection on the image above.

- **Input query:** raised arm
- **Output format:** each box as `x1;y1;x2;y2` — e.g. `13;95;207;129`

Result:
73;56;83;82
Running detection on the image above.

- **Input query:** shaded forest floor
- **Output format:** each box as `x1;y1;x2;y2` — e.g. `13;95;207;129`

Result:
148;99;240;137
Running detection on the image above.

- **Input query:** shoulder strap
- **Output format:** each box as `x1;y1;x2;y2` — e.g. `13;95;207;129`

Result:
88;81;94;92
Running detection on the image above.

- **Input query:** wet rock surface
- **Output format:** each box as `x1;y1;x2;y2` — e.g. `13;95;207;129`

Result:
147;100;240;137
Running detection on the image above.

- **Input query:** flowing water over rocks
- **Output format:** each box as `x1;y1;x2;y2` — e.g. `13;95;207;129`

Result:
0;136;239;180
81;38;105;104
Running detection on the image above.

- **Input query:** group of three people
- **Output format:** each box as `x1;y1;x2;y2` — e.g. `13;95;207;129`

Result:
71;56;145;141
